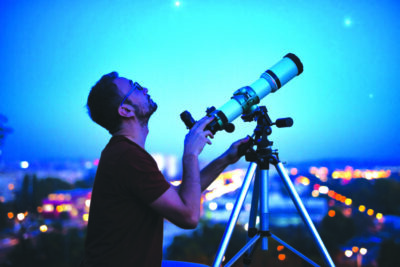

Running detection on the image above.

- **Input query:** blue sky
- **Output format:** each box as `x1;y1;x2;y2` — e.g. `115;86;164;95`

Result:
1;0;399;164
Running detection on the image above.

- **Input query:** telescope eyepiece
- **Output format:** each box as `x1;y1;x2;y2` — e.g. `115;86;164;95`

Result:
180;111;196;129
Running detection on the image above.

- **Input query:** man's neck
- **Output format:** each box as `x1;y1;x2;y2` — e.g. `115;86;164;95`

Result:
113;124;149;149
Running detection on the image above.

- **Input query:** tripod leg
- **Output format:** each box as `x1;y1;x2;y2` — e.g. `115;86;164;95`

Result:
259;169;270;251
248;169;260;235
212;163;258;267
243;171;260;266
274;161;335;267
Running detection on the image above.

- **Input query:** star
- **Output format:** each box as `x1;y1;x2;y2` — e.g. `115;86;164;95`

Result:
344;17;352;27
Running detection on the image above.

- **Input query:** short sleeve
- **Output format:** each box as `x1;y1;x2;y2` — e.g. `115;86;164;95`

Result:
118;146;170;204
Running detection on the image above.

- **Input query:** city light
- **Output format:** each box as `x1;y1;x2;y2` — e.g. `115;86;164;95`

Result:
295;176;310;186
82;214;89;222
311;190;319;197
318;186;329;194
278;254;286;261
343;208;352;217
225;202;234;211
84;161;93;169
56;204;72;213
170;180;182;186
345;250;353;257
360;248;367;255
20;161;29;169
313;183;385;221
328;210;336;217
204;169;245;201
277;245;284;251
367;209;374;216
43;204;54;212
208;202;218;211
309;166;329;181
39;225;48;233
7;212;14;219
332;166;391;180
17;213;25;221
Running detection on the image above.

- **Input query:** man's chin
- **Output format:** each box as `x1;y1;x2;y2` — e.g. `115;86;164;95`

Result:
150;102;158;114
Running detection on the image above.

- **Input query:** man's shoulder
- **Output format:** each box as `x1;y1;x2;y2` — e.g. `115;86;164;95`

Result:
106;136;158;171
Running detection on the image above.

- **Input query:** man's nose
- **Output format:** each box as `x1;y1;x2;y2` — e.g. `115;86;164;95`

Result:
143;87;148;94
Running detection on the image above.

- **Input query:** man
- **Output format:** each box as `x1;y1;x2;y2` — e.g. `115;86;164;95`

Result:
81;72;248;266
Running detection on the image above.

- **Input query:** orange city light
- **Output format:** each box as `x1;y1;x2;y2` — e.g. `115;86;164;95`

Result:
367;209;374;216
359;205;366;212
328;210;336;217
278;254;286;261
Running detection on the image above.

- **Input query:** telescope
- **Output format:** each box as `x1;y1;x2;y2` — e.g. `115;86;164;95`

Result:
181;53;303;134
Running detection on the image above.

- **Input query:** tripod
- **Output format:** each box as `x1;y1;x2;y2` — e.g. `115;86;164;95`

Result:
211;106;335;267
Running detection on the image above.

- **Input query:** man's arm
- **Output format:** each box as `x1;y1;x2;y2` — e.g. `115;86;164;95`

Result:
199;136;249;192
150;117;214;229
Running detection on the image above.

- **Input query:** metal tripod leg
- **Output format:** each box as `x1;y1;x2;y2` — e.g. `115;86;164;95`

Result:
242;168;270;266
274;161;335;267
212;163;258;267
242;168;261;267
259;169;269;251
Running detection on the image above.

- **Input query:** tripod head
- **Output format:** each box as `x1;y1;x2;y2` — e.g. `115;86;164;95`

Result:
239;106;293;168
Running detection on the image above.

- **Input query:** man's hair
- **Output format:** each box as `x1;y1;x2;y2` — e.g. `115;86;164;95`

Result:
87;71;123;134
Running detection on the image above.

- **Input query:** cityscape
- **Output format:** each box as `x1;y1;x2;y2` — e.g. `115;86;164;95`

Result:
0;151;399;266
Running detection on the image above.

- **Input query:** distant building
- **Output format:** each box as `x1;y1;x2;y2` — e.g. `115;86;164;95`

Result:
41;188;91;225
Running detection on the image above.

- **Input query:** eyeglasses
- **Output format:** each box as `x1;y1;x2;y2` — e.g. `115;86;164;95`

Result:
120;81;144;106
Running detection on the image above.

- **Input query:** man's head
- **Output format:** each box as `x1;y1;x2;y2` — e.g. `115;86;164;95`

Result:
87;72;157;133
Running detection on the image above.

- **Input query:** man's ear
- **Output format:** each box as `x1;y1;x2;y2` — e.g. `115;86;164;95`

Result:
118;104;135;118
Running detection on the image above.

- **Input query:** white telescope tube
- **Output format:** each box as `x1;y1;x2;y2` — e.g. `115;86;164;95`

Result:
208;53;303;132
180;53;303;134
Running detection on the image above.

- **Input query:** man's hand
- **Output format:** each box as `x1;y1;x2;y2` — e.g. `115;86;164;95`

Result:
221;136;251;164
183;116;214;157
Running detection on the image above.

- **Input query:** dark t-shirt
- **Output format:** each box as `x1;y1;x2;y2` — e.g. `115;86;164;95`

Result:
82;136;170;267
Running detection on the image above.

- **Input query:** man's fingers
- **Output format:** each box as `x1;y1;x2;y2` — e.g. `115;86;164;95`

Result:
193;116;214;131
205;130;214;139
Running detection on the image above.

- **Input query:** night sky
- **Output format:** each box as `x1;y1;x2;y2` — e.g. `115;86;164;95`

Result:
1;0;399;164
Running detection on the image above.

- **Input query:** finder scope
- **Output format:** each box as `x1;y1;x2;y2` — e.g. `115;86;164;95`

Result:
181;53;303;134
